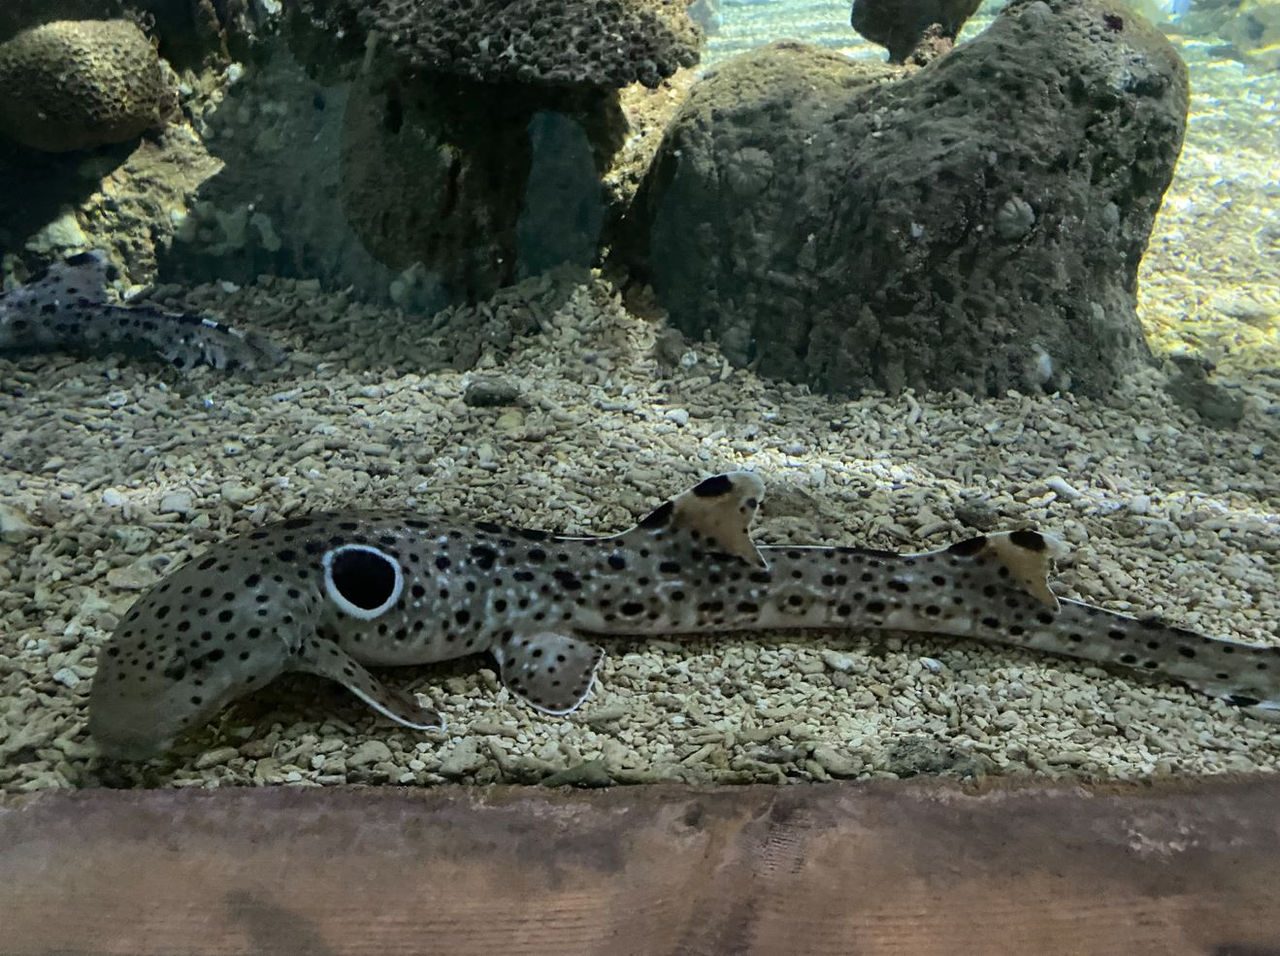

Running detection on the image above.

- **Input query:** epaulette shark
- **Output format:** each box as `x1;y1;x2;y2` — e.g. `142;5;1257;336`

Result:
88;471;1279;758
0;251;285;372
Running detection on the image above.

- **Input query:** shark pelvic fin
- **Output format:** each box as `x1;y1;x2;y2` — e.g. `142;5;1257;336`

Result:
950;529;1069;611
629;471;767;568
293;636;444;731
493;631;604;715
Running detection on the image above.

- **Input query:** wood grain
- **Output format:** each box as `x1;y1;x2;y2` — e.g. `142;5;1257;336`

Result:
3;777;1279;956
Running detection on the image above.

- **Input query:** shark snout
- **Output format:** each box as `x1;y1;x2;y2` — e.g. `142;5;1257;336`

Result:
86;682;181;760
87;636;291;760
87;706;176;760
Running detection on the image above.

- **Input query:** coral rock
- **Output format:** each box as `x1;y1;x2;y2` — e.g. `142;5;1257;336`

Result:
0;19;176;152
623;0;1189;397
294;0;702;89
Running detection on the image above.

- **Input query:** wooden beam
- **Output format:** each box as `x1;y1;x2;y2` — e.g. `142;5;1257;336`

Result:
3;777;1279;955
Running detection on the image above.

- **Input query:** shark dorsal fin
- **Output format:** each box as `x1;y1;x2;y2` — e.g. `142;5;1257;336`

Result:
948;529;1069;610
627;471;767;568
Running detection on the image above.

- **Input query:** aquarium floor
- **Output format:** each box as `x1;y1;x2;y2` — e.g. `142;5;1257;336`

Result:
4;255;1280;791
3;775;1280;955
1;28;1277;793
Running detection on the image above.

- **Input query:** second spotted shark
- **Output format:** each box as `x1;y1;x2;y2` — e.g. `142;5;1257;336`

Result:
0;250;284;372
89;472;1279;758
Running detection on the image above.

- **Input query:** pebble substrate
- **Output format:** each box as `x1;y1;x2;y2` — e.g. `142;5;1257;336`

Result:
0;20;1277;792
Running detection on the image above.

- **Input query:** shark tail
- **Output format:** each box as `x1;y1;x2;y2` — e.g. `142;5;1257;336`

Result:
982;597;1280;716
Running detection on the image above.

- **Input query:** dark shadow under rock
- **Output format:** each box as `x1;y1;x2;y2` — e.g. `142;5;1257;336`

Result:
621;0;1190;398
340;70;626;304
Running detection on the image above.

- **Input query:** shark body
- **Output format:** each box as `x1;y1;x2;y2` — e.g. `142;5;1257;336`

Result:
0;251;284;372
88;471;1280;758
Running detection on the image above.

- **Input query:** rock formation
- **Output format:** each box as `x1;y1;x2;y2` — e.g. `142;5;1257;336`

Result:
0;20;176;152
621;0;1189;397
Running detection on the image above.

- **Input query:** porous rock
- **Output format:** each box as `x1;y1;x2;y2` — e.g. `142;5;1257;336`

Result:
292;0;702;89
623;0;1189;397
0;19;176;152
852;0;983;62
0;1;254;68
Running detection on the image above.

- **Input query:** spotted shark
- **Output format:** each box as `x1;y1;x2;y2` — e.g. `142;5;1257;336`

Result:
0;250;284;372
88;471;1280;759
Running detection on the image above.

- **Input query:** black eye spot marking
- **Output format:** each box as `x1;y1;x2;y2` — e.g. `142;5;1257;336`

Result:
693;474;733;497
324;544;403;619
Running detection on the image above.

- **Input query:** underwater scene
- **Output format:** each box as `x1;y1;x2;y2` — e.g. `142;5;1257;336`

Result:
0;0;1277;790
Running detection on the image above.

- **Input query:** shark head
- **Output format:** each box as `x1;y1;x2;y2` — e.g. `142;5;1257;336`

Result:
86;534;322;759
87;518;448;759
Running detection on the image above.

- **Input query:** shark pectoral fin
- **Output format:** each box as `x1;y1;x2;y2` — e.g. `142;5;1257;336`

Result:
493;632;604;716
958;529;1069;611
627;471;767;568
294;637;444;731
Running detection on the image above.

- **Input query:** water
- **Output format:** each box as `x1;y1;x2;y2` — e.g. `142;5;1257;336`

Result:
0;0;1276;788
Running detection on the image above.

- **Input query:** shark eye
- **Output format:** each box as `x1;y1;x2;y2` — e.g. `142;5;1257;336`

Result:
322;544;403;620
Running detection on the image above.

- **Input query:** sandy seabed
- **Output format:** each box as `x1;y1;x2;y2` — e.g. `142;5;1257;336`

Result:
0;24;1277;791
